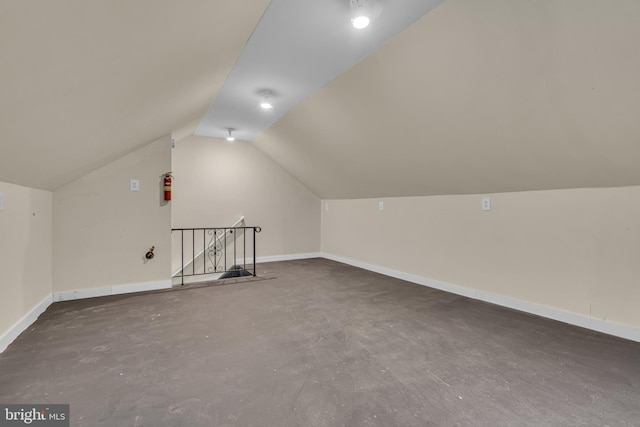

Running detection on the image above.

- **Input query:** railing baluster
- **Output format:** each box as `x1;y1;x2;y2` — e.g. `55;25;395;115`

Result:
171;225;260;284
214;228;218;273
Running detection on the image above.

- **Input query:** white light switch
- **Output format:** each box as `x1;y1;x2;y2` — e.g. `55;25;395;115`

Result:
0;191;3;211
481;197;491;211
130;179;140;192
324;202;329;211
379;201;384;211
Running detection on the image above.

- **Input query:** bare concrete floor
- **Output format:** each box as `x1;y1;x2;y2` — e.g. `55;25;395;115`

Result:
1;258;640;426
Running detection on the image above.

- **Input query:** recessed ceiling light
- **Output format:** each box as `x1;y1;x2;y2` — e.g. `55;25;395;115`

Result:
352;16;369;29
350;0;371;29
260;90;274;109
226;128;235;141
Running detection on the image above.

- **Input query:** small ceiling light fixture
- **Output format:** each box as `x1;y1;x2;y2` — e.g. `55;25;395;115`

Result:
260;90;274;110
350;0;371;30
226;128;235;141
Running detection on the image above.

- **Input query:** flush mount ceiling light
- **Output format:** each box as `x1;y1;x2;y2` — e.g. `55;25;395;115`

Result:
195;0;446;142
259;90;274;109
226;128;235;141
350;0;371;29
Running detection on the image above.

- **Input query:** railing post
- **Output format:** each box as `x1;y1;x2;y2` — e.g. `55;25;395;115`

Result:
233;227;237;269
192;230;196;276
180;230;184;286
253;227;257;276
203;229;207;275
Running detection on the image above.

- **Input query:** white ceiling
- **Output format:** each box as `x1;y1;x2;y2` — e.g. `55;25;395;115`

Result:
195;0;445;141
2;0;640;199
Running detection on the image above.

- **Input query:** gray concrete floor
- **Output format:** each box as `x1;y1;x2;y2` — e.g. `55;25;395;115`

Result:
1;258;640;426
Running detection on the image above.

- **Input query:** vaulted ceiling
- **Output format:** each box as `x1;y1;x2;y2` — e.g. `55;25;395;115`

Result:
0;0;269;190
255;0;640;198
2;0;640;198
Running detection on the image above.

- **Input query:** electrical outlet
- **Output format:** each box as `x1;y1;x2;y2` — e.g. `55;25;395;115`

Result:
481;197;491;211
130;179;140;192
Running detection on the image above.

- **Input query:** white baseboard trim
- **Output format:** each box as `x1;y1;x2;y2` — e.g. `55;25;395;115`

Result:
256;252;322;263
321;252;640;343
1;280;173;352
54;279;172;302
233;252;322;265
171;253;323;279
0;294;53;353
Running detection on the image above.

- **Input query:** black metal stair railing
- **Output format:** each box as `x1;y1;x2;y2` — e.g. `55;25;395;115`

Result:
171;226;262;285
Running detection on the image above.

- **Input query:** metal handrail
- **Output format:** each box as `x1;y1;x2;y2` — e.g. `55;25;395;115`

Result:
171;222;262;286
172;216;245;277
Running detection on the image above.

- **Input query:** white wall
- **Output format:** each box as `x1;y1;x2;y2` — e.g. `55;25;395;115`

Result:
322;186;640;335
53;136;172;295
172;136;321;259
0;181;52;350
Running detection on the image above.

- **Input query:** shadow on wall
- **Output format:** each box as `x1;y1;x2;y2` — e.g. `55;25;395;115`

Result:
21;190;51;312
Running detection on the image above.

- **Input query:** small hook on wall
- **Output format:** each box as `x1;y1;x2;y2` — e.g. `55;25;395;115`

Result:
145;246;155;260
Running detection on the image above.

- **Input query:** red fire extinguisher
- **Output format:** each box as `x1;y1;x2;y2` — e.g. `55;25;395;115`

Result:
164;172;173;201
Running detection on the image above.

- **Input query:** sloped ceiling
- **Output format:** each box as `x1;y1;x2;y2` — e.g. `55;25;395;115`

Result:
2;0;639;199
194;0;446;142
0;0;269;190
253;0;640;198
